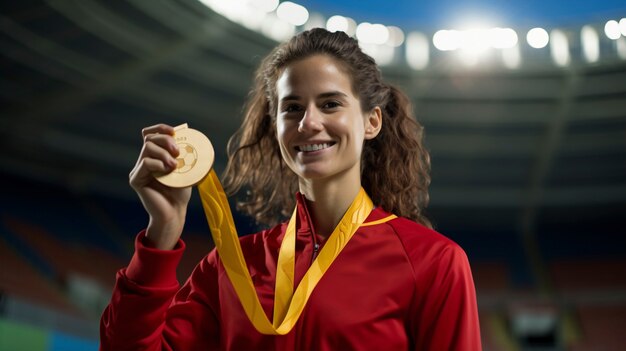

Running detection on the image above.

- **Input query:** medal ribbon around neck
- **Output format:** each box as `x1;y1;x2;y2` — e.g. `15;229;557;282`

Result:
197;170;375;335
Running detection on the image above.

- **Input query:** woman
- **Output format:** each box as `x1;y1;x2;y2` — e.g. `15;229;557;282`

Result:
101;28;481;350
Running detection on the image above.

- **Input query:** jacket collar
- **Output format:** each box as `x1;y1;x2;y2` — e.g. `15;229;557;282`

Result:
292;191;388;237
294;192;316;235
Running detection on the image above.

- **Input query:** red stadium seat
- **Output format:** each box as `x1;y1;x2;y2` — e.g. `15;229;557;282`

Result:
0;237;80;316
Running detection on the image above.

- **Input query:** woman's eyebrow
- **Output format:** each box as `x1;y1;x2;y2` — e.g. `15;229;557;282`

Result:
280;91;347;103
280;94;300;103
317;91;348;99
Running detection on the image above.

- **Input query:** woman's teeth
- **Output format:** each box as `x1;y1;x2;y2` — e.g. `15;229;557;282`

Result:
298;143;332;152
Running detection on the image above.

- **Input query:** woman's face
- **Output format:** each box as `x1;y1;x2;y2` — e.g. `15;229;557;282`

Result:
275;54;380;182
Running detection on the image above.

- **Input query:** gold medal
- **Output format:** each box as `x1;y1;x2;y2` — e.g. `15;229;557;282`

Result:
155;123;214;188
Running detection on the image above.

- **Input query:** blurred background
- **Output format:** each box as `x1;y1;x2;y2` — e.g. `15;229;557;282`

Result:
1;0;625;350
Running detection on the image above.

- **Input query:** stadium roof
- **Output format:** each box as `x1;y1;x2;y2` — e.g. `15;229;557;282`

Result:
1;0;624;247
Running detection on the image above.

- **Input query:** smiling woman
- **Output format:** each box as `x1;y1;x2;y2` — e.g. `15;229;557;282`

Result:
100;28;482;350
224;29;431;231
274;55;381;215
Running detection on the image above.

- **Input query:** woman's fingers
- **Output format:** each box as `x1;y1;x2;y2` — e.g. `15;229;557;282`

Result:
130;130;180;188
144;133;180;158
141;123;175;138
139;141;178;171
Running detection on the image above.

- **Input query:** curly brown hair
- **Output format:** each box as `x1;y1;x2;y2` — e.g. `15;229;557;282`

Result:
223;28;431;228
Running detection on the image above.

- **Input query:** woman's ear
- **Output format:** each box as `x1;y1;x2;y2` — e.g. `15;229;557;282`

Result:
364;106;382;140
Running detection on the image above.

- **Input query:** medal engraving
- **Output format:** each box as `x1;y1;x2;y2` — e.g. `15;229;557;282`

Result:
155;123;214;188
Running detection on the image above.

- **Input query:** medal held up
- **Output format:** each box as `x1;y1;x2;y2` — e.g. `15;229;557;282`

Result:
154;123;214;188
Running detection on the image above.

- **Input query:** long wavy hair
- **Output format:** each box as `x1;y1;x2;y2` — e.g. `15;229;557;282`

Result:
223;28;431;228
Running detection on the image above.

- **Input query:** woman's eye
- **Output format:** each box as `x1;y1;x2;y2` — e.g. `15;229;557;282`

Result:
323;101;340;109
283;104;302;113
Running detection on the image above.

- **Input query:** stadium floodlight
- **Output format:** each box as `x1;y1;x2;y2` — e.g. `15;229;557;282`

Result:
199;0;270;31
619;18;626;36
356;22;389;45
433;27;517;52
406;32;429;70
527;28;549;48
327;15;349;33
325;15;357;36
604;20;621;40
199;0;248;22
276;1;309;26
490;27;518;49
581;25;600;63
463;29;490;53
433;30;462;51
239;8;267;30
344;17;357;37
550;29;570;66
386;26;405;47
248;0;279;13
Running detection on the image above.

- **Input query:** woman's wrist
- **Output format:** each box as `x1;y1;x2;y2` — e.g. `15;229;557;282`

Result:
145;216;185;250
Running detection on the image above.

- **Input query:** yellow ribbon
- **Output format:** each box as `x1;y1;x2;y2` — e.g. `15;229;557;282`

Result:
197;170;393;335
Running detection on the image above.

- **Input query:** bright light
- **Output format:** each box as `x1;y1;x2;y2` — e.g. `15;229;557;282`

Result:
604;20;621;40
199;0;273;31
327;15;348;33
386;26;405;47
502;45;521;69
276;1;309;26
199;0;248;22
325;15;357;36
356;22;389;45
581;25;600;63
527;28;549;48
620;18;626;36
490;27;518;49
463;29;490;53
433;27;517;51
433;30;462;51
344;17;357;37
406;32;429;70
239;8;267;31
248;0;278;13
550;29;570;66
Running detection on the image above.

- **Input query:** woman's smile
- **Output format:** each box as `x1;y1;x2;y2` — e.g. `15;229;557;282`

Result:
295;141;336;153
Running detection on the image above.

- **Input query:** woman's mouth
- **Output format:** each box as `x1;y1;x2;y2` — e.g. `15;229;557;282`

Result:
296;142;335;152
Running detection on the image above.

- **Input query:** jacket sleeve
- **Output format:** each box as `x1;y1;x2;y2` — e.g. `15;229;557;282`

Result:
100;231;221;351
412;244;482;351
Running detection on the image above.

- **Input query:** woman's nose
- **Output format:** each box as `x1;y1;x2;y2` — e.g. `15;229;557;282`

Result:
298;106;323;133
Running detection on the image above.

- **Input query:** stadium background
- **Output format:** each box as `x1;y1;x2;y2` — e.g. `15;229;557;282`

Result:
1;0;625;350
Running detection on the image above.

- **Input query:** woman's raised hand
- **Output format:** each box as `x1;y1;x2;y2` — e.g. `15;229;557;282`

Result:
129;124;192;250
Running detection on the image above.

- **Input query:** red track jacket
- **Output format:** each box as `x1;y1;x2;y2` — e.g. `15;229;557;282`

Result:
101;194;481;350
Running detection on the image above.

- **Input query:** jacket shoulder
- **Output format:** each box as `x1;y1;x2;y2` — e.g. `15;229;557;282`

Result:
385;217;469;276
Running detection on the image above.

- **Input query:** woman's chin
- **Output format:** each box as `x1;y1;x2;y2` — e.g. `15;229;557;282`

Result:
296;167;333;181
